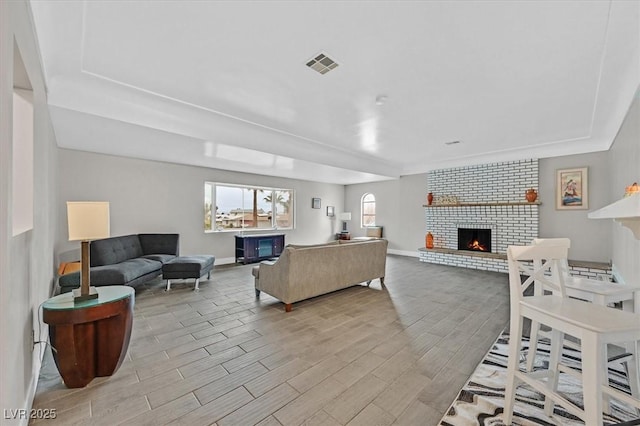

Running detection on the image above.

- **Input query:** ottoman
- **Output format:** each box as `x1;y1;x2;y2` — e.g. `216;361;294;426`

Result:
162;255;215;291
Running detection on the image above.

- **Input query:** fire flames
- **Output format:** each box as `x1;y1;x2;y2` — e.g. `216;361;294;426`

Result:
467;239;487;251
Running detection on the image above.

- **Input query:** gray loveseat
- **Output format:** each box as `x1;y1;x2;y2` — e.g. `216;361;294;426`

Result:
59;234;179;294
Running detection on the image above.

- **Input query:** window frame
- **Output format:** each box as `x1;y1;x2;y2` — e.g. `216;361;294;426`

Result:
204;182;295;233
361;193;376;228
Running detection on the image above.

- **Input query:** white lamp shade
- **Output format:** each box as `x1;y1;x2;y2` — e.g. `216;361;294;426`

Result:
339;212;352;221
67;201;110;241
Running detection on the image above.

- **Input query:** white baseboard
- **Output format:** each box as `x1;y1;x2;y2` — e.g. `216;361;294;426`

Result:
218;251;419;265
19;345;44;426
387;249;419;258
215;257;237;266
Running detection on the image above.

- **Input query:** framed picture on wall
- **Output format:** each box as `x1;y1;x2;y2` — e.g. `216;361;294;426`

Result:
312;197;321;209
326;206;335;217
556;167;588;210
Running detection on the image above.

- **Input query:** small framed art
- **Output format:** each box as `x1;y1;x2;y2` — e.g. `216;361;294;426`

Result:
312;197;321;209
556;167;588;210
326;206;335;217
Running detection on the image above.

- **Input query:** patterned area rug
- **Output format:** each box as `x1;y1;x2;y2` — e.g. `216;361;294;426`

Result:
440;331;639;425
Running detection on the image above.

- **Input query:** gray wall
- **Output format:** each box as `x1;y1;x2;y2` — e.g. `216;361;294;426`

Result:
538;151;612;262
345;173;427;256
56;150;345;263
345;152;613;262
1;1;59;421
608;90;640;285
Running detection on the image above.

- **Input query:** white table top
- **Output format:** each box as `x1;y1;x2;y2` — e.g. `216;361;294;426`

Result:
565;277;640;296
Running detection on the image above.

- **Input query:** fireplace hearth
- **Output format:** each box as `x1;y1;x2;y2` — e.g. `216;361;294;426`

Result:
458;228;491;252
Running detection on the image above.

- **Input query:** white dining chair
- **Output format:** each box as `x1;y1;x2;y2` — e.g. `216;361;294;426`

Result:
526;238;571;372
527;237;640;405
504;243;640;425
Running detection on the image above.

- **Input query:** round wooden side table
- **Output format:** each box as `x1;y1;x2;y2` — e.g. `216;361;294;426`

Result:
42;286;134;388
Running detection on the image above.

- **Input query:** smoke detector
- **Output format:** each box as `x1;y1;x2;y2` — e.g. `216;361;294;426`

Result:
306;53;339;75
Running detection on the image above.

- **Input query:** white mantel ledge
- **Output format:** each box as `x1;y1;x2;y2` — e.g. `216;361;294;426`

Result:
588;193;640;239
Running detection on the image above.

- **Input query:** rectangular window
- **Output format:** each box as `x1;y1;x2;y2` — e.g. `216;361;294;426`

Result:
204;182;294;232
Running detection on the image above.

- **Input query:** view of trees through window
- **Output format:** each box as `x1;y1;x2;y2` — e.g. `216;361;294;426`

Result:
204;183;294;232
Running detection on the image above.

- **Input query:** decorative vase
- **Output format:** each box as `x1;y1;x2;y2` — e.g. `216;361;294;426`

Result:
427;192;433;205
525;188;538;202
625;182;639;197
426;232;434;249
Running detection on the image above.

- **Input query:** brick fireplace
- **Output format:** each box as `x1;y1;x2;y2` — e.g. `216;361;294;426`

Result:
419;159;539;273
418;159;611;278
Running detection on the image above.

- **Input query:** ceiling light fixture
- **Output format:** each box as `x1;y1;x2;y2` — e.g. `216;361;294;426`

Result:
306;53;339;75
375;95;388;106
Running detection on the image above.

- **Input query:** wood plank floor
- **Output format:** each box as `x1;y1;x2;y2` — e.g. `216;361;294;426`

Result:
31;255;510;425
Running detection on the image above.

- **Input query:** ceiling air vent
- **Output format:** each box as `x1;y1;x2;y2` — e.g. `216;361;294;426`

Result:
306;53;338;75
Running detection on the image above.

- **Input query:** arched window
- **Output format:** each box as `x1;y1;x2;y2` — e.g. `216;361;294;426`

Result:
361;193;375;227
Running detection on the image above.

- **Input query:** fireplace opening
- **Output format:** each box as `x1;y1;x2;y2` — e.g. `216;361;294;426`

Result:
458;228;491;252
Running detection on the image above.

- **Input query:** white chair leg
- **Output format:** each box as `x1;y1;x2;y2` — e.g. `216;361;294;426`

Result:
626;341;640;399
544;329;563;416
166;279;171;291
527;320;540;372
603;354;612;414
504;316;524;425
581;333;604;426
194;278;200;291
623;341;640;416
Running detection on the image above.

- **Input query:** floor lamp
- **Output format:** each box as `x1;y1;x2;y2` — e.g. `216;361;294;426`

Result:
67;201;110;302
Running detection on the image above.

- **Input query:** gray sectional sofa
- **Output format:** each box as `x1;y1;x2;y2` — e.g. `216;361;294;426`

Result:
59;234;179;294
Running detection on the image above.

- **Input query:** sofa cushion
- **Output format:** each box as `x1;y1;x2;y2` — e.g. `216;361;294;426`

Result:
90;258;162;286
286;241;339;249
58;261;81;275
139;234;179;256
141;254;177;263
163;255;214;273
90;235;144;266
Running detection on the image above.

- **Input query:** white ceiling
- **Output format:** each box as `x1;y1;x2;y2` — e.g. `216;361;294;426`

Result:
29;1;639;184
